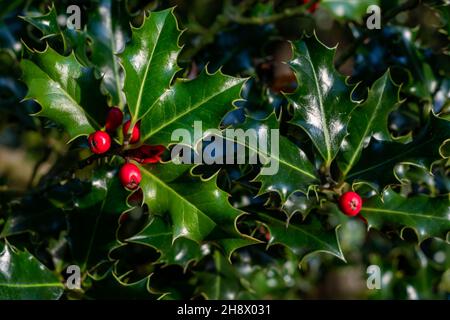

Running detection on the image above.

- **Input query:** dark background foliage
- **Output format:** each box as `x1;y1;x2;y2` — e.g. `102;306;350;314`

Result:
0;0;449;299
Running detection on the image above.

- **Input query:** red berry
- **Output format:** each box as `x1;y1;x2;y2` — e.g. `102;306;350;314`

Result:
119;163;142;190
105;107;123;132
338;191;363;216
88;131;111;154
123;120;140;144
301;0;319;13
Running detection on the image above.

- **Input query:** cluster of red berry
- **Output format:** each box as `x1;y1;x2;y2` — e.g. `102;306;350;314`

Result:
87;107;164;190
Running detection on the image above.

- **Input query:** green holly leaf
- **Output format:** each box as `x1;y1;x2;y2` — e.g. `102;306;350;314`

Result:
282;192;316;221
87;0;130;107
339;71;402;176
120;8;182;123
255;211;345;264
86;269;160;299
361;188;450;242
321;0;379;22
256;136;319;201
140;69;245;146
68;166;129;271
21;4;62;42
0;243;64;299
347;114;450;186
229;113;319;203
396;27;438;101
139;164;256;253
195;251;251;300
127;216;203;269
287;35;355;167
21;46;108;140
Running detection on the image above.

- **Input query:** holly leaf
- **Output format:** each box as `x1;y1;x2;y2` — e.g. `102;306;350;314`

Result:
0;196;66;237
120;8;246;146
86;269;159;299
361;188;450;242
195;251;251;300
0;243;64;300
127;216;203;269
87;0;130;107
21;46;108;140
20;5;89;63
236;114;319;201
339;71;402;176
139;164;256;254
20;4;62;42
120;8;181;123
347;114;450;186
68;166;129;271
255;210;345;264
287;35;355;166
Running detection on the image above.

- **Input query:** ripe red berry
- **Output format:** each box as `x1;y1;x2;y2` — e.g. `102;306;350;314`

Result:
88;130;111;154
119;163;142;190
338;191;363;216
105;107;123;132
123;120;140;144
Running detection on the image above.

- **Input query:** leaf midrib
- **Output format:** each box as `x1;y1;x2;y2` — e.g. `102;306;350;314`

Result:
133;13;167;122
305;47;332;163
141;79;243;142
82;179;110;270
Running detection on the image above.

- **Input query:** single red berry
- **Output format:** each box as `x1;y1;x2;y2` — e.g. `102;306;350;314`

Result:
119;163;142;190
105;107;123;132
123;120;140;144
338;191;363;216
88;130;111;154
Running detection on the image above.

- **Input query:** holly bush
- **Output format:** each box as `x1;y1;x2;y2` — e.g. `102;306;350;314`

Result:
0;0;449;300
